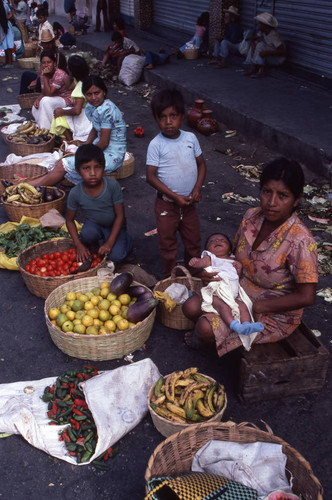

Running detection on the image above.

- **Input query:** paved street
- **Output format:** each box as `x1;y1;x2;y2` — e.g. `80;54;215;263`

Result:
0;27;331;499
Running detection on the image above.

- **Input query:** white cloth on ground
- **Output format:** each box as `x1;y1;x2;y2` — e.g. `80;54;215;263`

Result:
32;96;67;130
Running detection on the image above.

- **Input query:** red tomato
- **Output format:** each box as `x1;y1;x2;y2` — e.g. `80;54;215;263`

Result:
62;254;69;262
35;270;42;276
40;266;47;273
25;264;31;273
54;252;61;259
42;254;48;260
48;253;55;260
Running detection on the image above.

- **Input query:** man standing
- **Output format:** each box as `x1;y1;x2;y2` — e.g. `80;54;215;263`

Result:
12;0;28;42
95;0;110;32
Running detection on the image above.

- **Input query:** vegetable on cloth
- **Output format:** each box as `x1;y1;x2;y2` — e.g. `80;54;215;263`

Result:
0;359;160;465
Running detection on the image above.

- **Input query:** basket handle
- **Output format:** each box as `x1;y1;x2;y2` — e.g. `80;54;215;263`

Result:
237;420;274;435
170;265;195;291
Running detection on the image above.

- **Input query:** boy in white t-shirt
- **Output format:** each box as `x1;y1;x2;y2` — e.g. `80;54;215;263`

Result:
146;88;206;278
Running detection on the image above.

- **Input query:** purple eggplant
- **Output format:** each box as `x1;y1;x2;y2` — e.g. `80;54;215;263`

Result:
127;297;158;323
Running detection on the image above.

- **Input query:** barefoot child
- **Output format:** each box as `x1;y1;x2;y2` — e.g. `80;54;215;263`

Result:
65;144;132;263
146;88;206;277
189;233;264;337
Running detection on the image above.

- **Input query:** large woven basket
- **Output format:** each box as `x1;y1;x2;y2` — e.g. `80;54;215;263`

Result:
6;134;55;156
106;152;135;180
148;373;227;438
1;186;65;222
23;46;36;58
18;57;38;69
44;275;156;360
184;48;200;60
17;93;41;110
145;421;324;499
154;266;202;330
17;238;107;299
0;163;47;196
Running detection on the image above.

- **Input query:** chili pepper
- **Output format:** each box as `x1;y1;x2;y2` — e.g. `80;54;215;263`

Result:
76;437;85;444
74;415;87;421
61;431;71;443
69;451;76;456
81;450;92;463
67;427;77;442
49;386;55;394
85;441;94;453
72;408;85;416
84;430;94;443
74;399;88;408
47;410;55;419
92;460;110;471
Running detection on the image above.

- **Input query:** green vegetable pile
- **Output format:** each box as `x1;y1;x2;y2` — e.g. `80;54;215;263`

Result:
0;223;69;258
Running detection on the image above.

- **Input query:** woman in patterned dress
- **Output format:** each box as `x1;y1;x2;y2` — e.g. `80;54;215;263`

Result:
183;158;318;356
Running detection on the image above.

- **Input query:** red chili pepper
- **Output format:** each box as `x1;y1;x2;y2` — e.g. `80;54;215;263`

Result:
77;437;85;444
69;451;76;456
61;383;68;388
69;383;75;388
72;408;85;416
49;422;57;425
52;402;58;414
103;447;113;461
74;399;88;408
49;386;55;394
61;432;71;443
47;411;55;419
70;418;80;430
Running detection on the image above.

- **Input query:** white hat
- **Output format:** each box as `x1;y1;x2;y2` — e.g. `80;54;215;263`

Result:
254;12;278;28
225;6;240;17
40;29;55;43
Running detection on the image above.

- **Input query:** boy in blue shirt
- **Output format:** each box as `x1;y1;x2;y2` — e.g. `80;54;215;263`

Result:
146;88;207;278
66;144;132;263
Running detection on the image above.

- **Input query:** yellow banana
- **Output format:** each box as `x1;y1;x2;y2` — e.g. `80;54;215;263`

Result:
183;367;198;378
179;381;208;406
150;403;186;423
196;399;214;418
166;402;186;419
18;183;40;196
204;384;217;413
193;373;212;384
152;395;166;406
6;194;21;203
184;389;205;420
165;371;183;403
175;378;195;387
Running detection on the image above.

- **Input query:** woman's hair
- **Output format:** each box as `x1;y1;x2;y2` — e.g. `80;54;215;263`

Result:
68;55;89;82
113;17;125;30
0;0;8;35
260;157;305;199
205;233;233;254
111;30;123;42
53;21;64;34
82;75;107;96
40;49;56;62
75;144;105;171
151;88;185;119
37;7;47;18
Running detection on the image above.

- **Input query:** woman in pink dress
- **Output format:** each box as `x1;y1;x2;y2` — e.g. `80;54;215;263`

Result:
183;158;318;356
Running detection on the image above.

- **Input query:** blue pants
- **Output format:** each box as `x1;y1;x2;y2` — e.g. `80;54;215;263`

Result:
145;51;169;66
80;220;133;263
20;71;41;94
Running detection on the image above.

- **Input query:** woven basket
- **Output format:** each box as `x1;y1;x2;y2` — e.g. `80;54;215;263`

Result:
0;163;47;196
17;239;107;299
44;276;156;360
2;186;65;222
23;46;36;58
33;60;40;72
106;153;135;180
59;140;84;157
17;93;41;110
184;48;200;60
145;421;324;499
148;374;227;438
154;266;202;330
18;57;38;69
6;134;55;156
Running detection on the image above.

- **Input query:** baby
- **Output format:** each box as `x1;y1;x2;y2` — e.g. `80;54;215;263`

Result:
189;233;264;336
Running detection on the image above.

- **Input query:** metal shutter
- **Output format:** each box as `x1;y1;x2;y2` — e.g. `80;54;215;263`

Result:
153;0;210;34
120;0;135;20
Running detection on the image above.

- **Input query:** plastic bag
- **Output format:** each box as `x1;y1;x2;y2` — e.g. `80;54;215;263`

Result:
118;55;146;86
0;359;160;465
39;209;66;230
165;283;189;304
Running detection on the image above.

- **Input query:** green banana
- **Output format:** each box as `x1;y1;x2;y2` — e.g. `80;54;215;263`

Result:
179;381;208;406
165;371;183;403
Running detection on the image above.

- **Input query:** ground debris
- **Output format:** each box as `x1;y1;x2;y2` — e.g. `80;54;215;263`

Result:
221;192;259;205
232;163;263;182
316;287;332;302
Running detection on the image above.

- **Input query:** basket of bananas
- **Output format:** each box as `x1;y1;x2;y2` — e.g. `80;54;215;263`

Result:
5;121;55;155
1;183;65;222
148;368;227;437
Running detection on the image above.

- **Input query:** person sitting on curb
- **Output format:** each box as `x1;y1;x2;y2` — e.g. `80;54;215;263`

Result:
209;6;243;68
102;31;139;71
141;47;169;70
244;12;286;78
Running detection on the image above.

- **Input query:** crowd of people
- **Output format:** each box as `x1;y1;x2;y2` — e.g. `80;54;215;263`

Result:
1;4;316;362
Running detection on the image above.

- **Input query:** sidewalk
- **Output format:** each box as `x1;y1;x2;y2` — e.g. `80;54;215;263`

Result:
51;14;332;178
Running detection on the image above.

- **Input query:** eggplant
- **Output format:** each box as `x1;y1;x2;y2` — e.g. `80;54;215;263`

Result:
27;136;40;144
53;187;62;199
1;180;13;188
129;285;148;298
127;297;158;323
41;186;47;202
44;191;54;203
137;290;153;302
110;271;133;295
0;111;6;118
34;185;42;192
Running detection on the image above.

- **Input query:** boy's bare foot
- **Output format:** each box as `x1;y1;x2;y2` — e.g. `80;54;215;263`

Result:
184;330;203;349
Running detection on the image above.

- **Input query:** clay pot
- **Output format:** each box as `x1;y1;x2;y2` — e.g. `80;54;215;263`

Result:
187;99;205;128
196;109;219;136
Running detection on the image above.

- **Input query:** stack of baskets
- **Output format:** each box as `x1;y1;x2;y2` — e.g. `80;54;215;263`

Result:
0;163;47;196
17;93;41;110
184;48;200;60
23;41;38;58
2;186;65;222
145;421;324;499
44;275;156;360
17;239;107;299
18;57;38;70
153;266;202;330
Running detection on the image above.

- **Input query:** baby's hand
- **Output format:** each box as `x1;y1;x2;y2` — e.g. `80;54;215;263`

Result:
189;257;200;268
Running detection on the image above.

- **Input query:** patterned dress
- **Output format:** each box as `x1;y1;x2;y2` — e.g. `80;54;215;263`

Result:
63;99;127;185
203;207;318;357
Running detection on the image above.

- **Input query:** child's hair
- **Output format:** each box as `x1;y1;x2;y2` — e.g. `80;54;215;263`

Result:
260;157;304;199
197;15;205;26
82;74;107;96
113;17;125;30
69;6;76;14
68;55;89;82
200;11;209;26
205;233;233;254
151;88;185;119
40;49;56;62
53;21;64;34
37;8;47;18
75;144;105;171
31;2;37;8
111;30;123;42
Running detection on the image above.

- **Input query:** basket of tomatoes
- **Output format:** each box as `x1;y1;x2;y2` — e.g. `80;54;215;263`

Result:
17;238;106;299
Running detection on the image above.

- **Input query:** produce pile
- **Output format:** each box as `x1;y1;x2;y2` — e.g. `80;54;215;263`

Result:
150;367;225;424
0;222;68;258
42;366;117;468
48;273;157;335
0;107;12;121
25;247;102;277
2;183;63;205
6;121;52;144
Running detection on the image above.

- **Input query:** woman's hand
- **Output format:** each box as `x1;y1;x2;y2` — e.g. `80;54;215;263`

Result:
76;242;91;262
254;312;278;334
34;98;41;109
201;268;220;286
98;242;112;257
28;79;37;90
53;107;64;118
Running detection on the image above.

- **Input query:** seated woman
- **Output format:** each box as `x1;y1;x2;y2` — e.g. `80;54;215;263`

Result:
52;21;76;48
183;158;318;355
32;49;74;130
50;55;92;142
102;31;139;71
29;75;126;187
244;12;286;78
